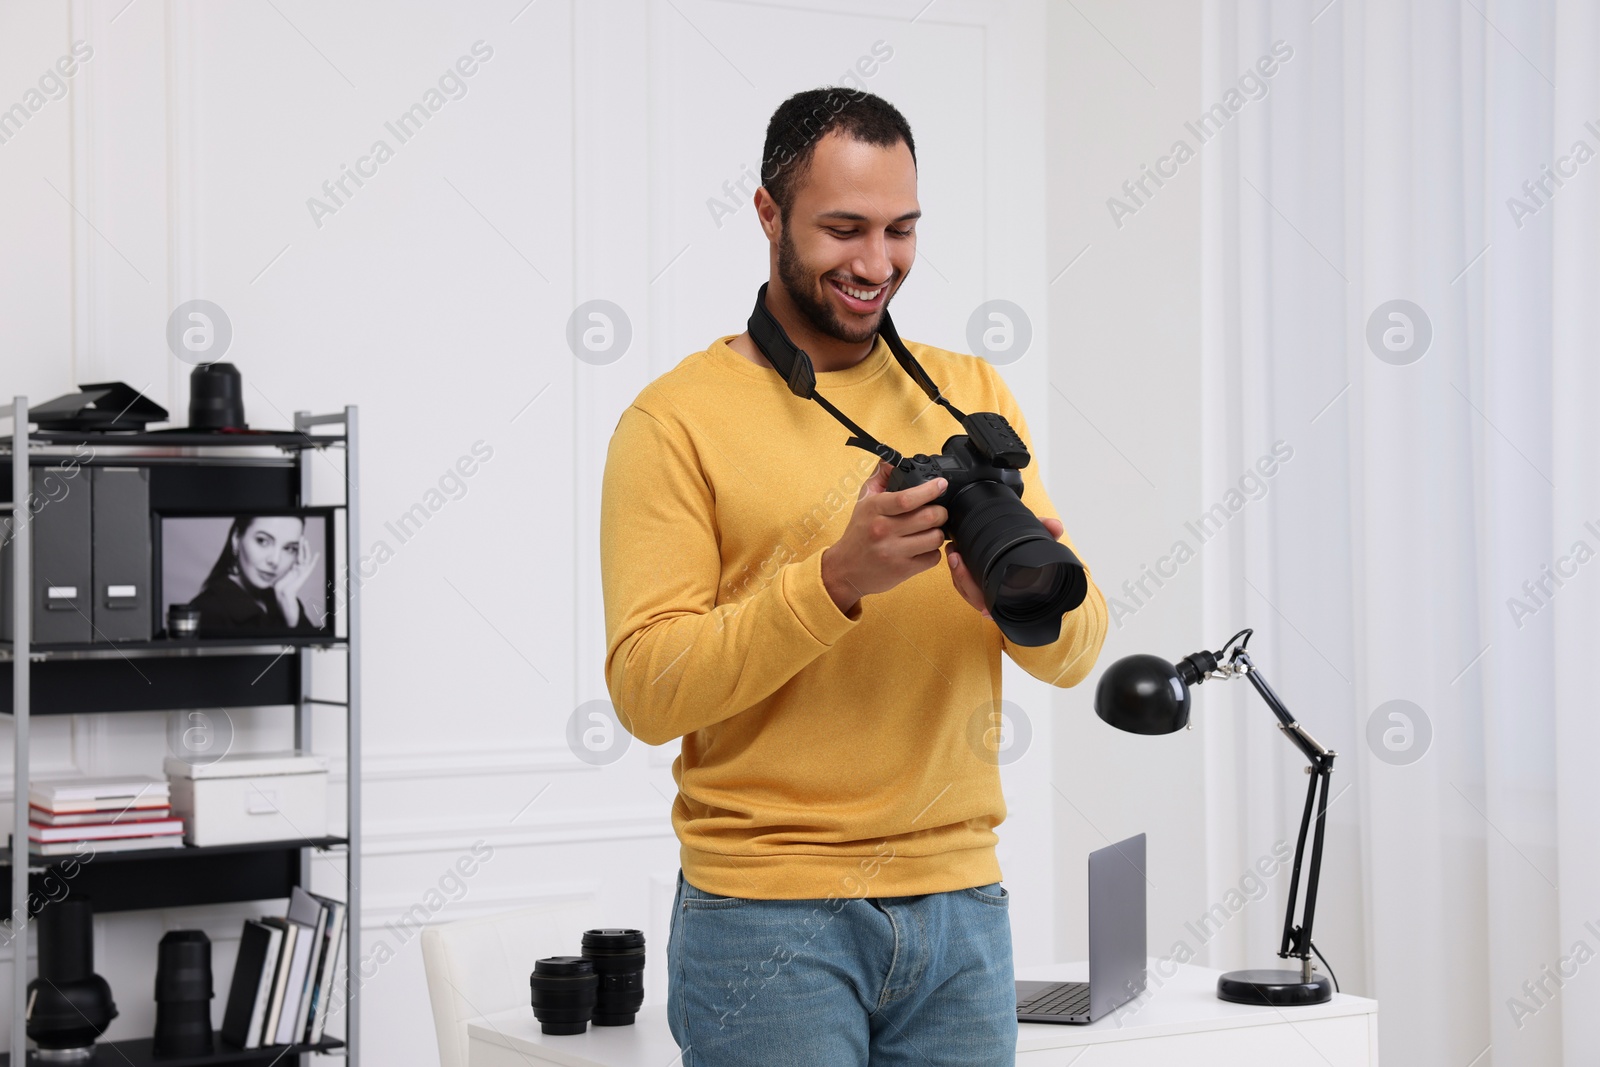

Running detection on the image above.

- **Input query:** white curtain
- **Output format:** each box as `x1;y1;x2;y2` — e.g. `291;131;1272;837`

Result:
1200;1;1599;1064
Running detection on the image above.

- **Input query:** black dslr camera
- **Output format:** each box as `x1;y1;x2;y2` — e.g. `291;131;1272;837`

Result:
747;285;1087;645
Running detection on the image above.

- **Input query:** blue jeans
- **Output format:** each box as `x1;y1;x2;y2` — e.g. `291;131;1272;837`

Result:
666;869;1018;1066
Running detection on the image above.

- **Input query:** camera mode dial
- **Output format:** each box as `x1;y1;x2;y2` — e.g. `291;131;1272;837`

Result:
886;453;946;494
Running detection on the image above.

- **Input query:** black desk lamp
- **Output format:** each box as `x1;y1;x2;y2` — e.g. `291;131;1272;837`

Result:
1093;628;1337;1006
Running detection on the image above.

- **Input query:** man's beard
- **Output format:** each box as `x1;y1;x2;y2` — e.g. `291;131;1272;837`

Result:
776;224;895;346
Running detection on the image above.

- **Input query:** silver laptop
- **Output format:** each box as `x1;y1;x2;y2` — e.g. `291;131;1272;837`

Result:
1015;833;1147;1024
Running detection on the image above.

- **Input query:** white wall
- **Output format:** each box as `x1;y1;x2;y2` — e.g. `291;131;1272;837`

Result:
0;2;1224;1062
1044;2;1211;968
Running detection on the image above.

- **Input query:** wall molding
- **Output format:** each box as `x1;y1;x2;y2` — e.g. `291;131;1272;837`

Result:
359;881;601;932
362;804;671;857
0;715;100;799
340;744;594;782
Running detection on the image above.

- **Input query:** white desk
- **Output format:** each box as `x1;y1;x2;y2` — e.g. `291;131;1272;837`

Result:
466;960;1378;1066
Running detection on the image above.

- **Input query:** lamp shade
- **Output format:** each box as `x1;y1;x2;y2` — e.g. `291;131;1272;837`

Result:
1094;654;1191;735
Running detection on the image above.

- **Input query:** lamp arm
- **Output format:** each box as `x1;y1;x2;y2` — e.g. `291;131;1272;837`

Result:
1277;756;1336;973
1233;650;1331;763
1228;650;1338;977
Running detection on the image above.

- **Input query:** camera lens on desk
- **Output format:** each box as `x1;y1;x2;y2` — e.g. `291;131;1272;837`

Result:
581;928;645;1026
529;956;598;1035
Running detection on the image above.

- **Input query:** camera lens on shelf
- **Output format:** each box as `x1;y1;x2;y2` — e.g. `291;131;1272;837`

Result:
529;956;598;1035
26;898;118;1059
580;928;645;1026
166;604;201;639
153;930;214;1056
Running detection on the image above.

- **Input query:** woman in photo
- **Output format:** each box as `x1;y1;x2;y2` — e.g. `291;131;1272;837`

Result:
187;515;326;635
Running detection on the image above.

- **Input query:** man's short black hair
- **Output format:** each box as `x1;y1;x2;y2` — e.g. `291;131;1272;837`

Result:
760;88;916;222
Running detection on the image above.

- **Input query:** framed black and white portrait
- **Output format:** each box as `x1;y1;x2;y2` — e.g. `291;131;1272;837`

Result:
156;510;335;638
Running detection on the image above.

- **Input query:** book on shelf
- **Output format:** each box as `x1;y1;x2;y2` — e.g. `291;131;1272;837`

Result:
30;797;170;817
221;891;347;1050
28;818;184;843
220;920;284;1050
28;775;169;813
307;894;348;1043
18;834;186;856
286;887;327;1043
273;915;315;1045
257;917;300;1048
29;804;173;826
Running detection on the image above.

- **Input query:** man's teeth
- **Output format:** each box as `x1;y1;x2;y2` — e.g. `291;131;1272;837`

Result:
836;281;884;301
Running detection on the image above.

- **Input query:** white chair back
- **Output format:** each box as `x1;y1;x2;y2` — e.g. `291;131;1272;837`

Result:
421;899;603;1067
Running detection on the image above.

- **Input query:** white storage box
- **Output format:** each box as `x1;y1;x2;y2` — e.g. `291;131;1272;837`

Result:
164;752;329;847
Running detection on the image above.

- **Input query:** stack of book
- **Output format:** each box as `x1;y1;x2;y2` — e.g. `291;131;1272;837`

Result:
25;775;185;855
221;887;348;1050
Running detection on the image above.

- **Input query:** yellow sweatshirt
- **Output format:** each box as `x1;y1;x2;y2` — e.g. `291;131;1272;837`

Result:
600;331;1108;900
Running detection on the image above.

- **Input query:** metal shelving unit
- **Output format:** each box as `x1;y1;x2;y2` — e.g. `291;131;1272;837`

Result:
0;399;361;1067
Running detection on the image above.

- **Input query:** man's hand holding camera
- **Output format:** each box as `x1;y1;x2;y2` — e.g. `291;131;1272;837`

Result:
821;462;945;616
820;461;1064;620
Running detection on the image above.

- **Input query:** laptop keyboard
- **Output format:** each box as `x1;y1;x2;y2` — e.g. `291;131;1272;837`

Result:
1019;981;1091;1018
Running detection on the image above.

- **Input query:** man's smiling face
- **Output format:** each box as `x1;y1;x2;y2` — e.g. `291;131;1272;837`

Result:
774;130;920;346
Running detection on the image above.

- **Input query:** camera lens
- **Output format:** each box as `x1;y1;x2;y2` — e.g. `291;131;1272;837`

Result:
153;930;213;1057
28;898;118;1056
581;928;646;1026
167;604;201;639
999;561;1067;613
529;956;598;1035
944;480;1087;645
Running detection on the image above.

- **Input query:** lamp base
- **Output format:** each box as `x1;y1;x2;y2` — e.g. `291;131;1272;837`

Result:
1217;968;1332;1006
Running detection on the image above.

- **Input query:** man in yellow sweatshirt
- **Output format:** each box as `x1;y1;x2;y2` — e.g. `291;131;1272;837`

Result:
600;88;1107;1066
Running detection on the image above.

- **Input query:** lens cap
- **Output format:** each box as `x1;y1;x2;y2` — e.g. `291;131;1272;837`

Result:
581;928;645;953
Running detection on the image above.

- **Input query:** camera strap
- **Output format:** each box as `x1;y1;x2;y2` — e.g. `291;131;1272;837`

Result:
746;282;968;466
